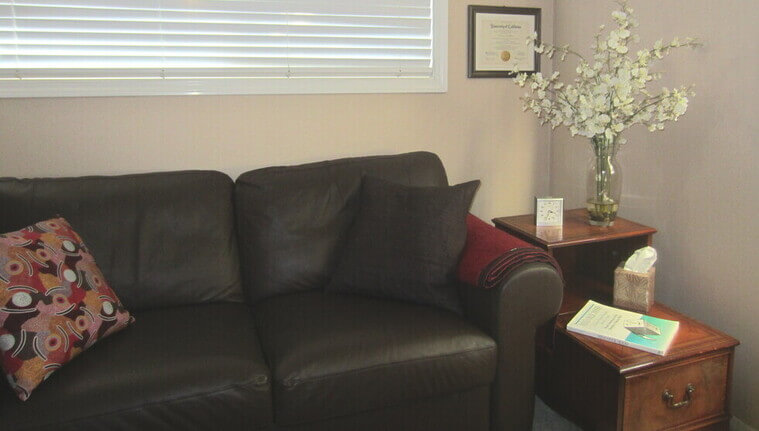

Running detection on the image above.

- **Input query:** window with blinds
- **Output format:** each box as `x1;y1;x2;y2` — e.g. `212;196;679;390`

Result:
0;0;447;97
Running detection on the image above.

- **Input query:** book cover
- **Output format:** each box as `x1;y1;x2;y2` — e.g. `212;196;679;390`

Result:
566;300;680;355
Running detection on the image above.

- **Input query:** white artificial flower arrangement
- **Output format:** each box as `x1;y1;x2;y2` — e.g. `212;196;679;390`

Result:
513;0;699;143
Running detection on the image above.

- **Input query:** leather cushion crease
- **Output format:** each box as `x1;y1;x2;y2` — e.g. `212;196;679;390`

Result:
254;291;496;426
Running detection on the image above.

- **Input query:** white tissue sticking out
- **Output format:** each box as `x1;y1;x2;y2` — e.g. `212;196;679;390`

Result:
623;246;658;273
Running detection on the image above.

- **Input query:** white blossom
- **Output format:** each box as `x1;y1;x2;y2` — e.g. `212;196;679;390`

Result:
511;0;699;141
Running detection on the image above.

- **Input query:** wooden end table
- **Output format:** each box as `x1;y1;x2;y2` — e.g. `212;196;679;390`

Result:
493;209;740;430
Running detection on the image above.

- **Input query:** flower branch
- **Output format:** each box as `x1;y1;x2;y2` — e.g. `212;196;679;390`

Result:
513;0;699;142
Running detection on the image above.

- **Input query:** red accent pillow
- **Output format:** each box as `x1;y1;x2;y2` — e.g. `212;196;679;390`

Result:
0;218;134;401
457;214;532;286
457;214;562;289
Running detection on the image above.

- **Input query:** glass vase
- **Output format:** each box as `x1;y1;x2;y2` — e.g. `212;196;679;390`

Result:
586;135;622;226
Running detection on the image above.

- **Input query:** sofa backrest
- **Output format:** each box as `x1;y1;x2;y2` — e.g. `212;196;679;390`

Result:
0;170;243;311
235;151;448;304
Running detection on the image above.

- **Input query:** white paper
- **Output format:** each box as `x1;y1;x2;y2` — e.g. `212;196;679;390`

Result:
623;246;657;273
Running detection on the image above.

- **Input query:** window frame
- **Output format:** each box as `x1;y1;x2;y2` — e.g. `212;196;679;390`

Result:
0;0;448;98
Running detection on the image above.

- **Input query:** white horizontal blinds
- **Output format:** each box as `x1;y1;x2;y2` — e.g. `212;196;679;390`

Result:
0;0;434;80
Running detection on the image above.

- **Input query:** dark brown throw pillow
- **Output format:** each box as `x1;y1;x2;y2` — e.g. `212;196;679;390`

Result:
326;177;480;313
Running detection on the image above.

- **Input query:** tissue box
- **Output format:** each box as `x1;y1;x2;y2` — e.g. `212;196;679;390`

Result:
613;263;655;313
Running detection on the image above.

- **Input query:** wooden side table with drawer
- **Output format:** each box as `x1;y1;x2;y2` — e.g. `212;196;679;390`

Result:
493;209;740;430
551;303;739;430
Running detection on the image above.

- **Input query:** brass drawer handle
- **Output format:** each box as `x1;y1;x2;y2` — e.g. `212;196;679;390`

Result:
662;384;695;409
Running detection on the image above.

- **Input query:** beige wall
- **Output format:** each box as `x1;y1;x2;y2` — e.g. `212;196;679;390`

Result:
0;0;553;222
551;1;758;429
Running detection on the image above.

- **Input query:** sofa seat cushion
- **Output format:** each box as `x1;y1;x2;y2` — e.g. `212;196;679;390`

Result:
0;303;272;431
254;291;496;426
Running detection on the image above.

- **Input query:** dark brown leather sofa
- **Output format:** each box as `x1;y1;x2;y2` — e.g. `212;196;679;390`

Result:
0;152;562;430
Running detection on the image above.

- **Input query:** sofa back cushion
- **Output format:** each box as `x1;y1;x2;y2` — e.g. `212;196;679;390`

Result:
0;171;243;310
235;152;448;303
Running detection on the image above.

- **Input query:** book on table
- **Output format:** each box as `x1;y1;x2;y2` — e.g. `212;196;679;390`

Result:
567;300;680;355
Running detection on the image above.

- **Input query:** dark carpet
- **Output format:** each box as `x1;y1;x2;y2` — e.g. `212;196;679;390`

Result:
533;396;582;430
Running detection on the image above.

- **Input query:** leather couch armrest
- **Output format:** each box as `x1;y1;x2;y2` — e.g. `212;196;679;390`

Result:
457;214;563;431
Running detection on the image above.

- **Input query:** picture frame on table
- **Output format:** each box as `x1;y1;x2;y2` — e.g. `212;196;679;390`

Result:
468;6;541;78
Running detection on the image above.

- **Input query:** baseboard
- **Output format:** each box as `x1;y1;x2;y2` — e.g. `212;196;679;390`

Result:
731;417;758;431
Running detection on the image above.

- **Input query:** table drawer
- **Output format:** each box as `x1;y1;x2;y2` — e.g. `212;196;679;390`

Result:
622;353;730;430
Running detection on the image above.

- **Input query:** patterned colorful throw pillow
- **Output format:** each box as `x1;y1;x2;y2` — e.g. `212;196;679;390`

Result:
0;218;134;401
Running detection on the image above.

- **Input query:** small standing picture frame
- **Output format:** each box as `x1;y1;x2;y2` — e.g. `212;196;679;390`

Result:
468;6;541;78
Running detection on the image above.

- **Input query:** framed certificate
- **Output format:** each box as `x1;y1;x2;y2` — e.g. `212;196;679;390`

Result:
468;6;541;78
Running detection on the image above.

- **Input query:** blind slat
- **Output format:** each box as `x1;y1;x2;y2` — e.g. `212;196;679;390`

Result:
3;47;432;61
0;1;431;16
1;33;431;47
0;0;447;97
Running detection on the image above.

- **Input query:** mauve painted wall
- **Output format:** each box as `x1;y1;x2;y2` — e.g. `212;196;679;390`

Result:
550;1;758;429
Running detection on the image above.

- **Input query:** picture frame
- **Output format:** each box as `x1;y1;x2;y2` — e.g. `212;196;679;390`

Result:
468;6;541;78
